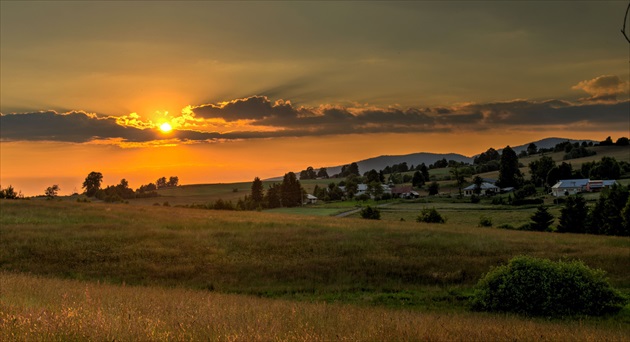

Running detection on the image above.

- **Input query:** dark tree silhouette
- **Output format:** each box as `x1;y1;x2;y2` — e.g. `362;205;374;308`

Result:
497;146;523;189
251;177;264;204
557;195;588;233
83;171;103;197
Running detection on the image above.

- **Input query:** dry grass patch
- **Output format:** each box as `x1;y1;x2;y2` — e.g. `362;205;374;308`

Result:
2;272;628;341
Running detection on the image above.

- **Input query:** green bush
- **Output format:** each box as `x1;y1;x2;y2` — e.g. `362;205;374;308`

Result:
416;207;446;223
478;216;492;227
471;256;627;317
360;205;381;220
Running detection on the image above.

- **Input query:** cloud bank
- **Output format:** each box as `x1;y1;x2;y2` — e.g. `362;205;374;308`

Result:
2;76;628;146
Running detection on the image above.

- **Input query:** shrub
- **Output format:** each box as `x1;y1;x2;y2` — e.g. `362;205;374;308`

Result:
360;205;381;220
417;208;446;223
471;256;627;317
478;216;492;227
470;195;480;204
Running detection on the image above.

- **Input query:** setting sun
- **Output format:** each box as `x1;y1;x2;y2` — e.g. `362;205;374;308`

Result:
159;122;173;133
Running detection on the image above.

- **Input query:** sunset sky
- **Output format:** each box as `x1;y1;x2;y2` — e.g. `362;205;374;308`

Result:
1;1;629;196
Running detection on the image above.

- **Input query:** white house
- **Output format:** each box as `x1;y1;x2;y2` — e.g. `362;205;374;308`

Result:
304;194;318;204
550;179;590;197
463;182;500;196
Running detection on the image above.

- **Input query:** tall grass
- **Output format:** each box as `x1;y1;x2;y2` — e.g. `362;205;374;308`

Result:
2;272;628;341
2;200;629;303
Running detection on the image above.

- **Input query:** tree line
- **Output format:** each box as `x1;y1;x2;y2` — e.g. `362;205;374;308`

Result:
81;171;178;202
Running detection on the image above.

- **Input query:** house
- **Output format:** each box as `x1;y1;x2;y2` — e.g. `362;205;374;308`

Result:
304;194;318;204
463;182;500;196
339;183;391;199
586;180;617;192
550;179;590;197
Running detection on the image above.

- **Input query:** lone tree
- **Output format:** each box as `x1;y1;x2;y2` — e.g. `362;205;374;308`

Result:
82;171;103;197
530;205;554;232
497;146;523;189
428;181;439;196
45;184;60;199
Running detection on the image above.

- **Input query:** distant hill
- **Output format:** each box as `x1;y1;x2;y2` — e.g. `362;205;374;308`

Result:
265;137;598;180
317;153;472;177
499;137;596;155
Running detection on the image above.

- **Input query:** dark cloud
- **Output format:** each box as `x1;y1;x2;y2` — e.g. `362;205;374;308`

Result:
0;111;159;143
191;96;275;120
1;95;627;144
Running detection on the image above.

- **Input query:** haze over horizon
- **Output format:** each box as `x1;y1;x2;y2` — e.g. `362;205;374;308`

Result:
1;1;629;196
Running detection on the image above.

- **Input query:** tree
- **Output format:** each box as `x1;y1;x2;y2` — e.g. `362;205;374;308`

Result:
317;167;329;179
83;171;103;197
473;175;483;195
265;183;282;208
0;185;19;199
588;185;629;236
600;136;614;146
251;177;264;205
360;206;381;220
280;172;303;207
529;205;554;232
428;181;439;196
615;137;629;146
367;181;384;199
168;176;179;187
473;148;501;165
497;146;523;189
299;166;317;180
365;169;380;183
45;184;60;199
156;177;167;189
557;195;588;233
529;155;556;187
417;207;446;223
419;163;430;181
527;143;538;156
412;171;425;188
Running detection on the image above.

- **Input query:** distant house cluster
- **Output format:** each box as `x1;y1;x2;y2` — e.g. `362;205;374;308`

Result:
550;179;617;197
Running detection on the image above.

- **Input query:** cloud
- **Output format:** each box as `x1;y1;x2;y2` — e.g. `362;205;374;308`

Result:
0;111;159;143
2;90;628;145
572;75;628;103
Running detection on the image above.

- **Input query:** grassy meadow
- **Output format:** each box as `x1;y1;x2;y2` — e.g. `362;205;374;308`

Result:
1;199;629;340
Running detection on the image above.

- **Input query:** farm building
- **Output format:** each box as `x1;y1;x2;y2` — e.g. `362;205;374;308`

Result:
586;180;617;192
304;194;318;204
551;179;589;197
463;182;500;196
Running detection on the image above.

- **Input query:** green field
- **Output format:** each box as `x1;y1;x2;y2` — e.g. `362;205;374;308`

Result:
1;199;629;340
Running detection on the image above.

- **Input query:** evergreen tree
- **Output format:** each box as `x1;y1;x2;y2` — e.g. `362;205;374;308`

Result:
251;177;264;205
497;146;523;189
265;183;282;208
530;205;554;232
419;163;430;181
588;185;629;236
557;195;587;233
280;172;303;207
473;175;483;195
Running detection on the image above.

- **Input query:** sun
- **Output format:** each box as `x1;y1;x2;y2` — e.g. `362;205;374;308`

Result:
159;122;173;133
